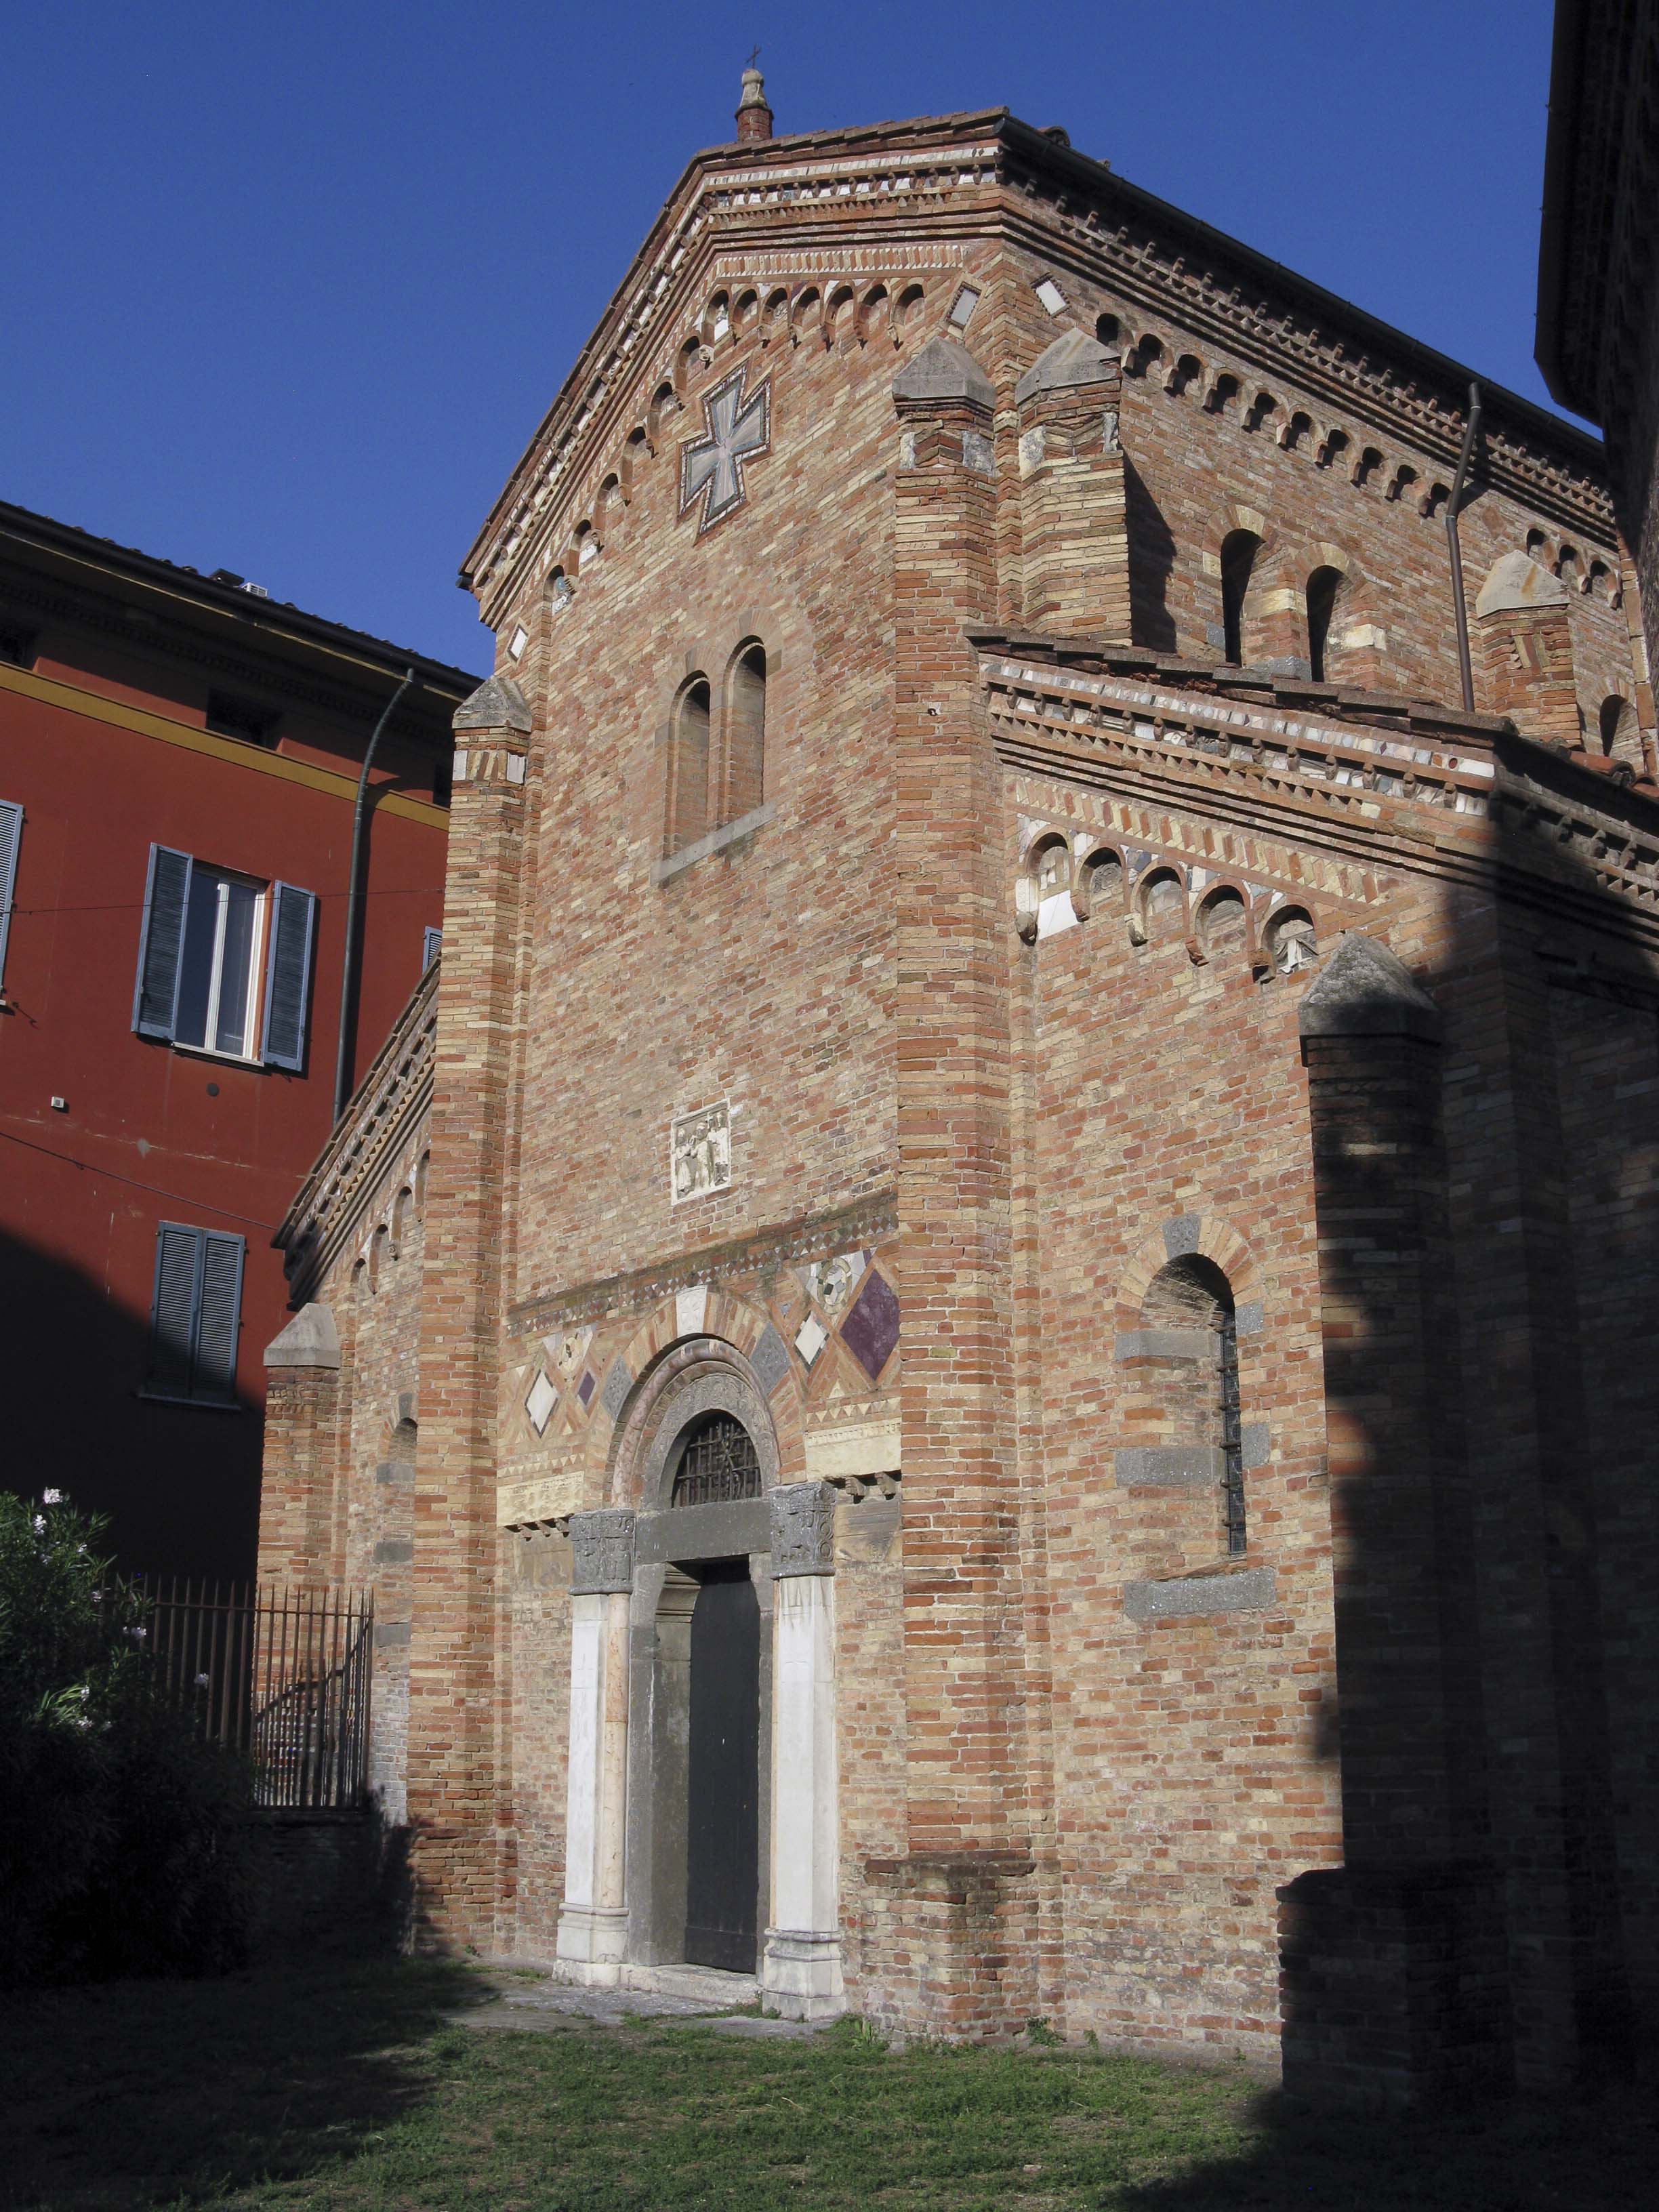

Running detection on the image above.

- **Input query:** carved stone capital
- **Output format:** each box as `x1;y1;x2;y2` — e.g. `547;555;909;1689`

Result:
769;1482;836;1578
569;1509;636;1595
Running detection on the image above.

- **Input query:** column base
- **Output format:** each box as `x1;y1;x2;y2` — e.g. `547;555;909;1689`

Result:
556;1902;630;1984
762;1927;846;2020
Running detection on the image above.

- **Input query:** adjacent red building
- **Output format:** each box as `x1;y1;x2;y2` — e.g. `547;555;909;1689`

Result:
0;501;478;1579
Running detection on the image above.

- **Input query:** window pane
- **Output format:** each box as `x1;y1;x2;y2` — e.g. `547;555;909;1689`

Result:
173;872;222;1048
214;879;258;1054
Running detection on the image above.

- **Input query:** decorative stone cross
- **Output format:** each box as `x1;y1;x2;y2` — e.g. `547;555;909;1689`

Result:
679;366;772;536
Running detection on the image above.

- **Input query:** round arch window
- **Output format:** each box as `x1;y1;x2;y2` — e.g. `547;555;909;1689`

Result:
670;1412;761;1508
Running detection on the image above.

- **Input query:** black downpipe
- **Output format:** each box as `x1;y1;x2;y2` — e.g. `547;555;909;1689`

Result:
1446;381;1483;714
333;667;416;1126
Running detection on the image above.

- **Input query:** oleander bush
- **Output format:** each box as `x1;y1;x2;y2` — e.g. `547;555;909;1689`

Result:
0;1489;252;1985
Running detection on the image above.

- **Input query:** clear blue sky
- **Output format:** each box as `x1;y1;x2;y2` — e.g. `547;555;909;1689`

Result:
3;0;1574;673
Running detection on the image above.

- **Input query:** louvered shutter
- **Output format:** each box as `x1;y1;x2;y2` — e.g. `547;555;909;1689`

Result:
192;1232;245;1402
260;880;317;1071
0;800;21;989
132;845;192;1039
423;925;441;971
147;1224;203;1397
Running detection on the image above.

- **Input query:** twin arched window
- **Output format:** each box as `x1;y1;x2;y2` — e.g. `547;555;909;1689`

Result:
665;642;768;859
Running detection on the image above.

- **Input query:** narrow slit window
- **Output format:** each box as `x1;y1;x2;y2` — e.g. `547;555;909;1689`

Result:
1219;531;1261;666
1218;1305;1246;1555
722;644;766;824
1306;567;1343;682
667;678;712;856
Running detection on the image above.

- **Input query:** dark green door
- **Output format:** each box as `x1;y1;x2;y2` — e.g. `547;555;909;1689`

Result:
684;1562;760;1973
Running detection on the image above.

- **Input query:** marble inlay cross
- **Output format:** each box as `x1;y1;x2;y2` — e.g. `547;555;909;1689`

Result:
678;365;772;536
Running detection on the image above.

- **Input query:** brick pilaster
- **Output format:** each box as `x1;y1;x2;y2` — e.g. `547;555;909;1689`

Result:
1438;904;1633;2088
257;1304;344;1586
879;335;1037;2034
1015;330;1129;640
405;674;531;1948
1282;934;1508;2102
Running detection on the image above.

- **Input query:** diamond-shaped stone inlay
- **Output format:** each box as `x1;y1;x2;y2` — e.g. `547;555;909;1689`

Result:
752;1323;790;1397
794;1315;829;1368
678;366;771;536
576;1370;597;1409
840;1271;900;1381
525;1370;557;1436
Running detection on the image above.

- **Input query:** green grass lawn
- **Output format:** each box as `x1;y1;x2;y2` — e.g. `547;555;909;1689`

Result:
1;1957;1652;2211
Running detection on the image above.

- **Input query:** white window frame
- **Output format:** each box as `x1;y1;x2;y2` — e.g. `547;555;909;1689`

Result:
176;866;268;1065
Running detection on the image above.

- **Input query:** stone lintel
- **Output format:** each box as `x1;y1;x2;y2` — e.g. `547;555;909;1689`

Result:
635;1496;771;1567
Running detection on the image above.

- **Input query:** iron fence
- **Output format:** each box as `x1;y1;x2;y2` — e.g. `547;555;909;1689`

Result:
136;1580;374;1810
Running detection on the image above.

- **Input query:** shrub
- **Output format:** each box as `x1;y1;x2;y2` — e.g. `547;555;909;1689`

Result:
0;1491;252;1985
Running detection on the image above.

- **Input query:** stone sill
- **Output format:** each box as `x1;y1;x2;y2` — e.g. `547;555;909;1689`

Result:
651;800;775;885
1124;1565;1276;1622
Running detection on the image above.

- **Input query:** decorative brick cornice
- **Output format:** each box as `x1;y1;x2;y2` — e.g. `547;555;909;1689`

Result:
977;629;1659;933
464;110;1616;623
276;961;438;1303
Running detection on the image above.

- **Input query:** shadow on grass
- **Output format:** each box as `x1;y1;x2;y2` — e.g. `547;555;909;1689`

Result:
1111;2074;1659;2212
0;1953;484;2211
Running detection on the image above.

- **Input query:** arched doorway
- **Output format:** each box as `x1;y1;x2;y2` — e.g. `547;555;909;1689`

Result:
558;1332;844;2016
684;1560;761;1970
670;1410;763;1972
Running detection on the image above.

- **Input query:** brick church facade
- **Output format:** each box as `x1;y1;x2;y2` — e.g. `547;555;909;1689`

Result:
258;83;1659;2099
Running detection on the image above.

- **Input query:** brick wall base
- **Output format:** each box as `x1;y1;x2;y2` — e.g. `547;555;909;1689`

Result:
860;1851;1042;2039
244;1809;410;1952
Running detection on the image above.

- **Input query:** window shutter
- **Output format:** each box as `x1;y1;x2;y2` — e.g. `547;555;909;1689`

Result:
423;925;442;970
192;1232;245;1402
0;800;21;989
260;880;318;1071
132;845;192;1039
148;1224;203;1397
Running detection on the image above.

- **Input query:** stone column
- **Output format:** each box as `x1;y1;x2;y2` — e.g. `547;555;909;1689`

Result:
405;672;533;1948
258;1303;343;1585
762;1483;842;2020
556;1510;636;1982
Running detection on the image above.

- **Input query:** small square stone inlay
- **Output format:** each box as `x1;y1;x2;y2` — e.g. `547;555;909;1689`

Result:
576;1370;597;1409
794;1315;828;1367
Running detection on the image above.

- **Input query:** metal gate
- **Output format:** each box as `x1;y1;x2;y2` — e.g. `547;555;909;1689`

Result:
138;1580;374;1810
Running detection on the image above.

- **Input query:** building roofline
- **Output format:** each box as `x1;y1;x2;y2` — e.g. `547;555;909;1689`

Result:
1535;0;1593;418
0;497;482;699
989;112;1605;466
462;102;1606;587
